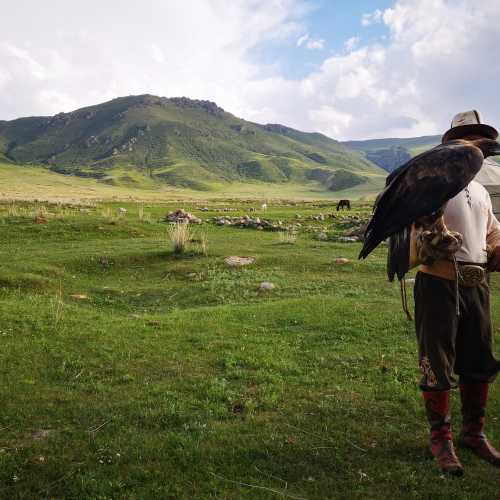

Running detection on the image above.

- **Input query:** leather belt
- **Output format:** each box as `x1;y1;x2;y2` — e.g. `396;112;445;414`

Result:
419;260;487;287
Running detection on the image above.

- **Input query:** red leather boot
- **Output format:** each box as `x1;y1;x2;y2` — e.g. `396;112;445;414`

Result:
459;383;500;467
423;390;464;476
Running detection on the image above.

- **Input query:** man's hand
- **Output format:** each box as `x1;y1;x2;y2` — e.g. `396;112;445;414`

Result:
487;246;500;271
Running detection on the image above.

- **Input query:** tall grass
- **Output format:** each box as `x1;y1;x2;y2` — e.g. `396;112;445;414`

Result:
199;231;209;256
167;222;192;255
51;282;65;327
278;228;297;244
101;206;114;221
7;203;21;217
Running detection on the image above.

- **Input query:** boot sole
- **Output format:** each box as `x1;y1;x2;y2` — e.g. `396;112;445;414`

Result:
441;466;464;477
458;439;500;467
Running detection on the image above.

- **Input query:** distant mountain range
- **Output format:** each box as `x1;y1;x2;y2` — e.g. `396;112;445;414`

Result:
0;94;386;193
342;135;441;173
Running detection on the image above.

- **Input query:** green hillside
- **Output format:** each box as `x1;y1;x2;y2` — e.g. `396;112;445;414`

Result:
0;95;385;195
342;135;441;172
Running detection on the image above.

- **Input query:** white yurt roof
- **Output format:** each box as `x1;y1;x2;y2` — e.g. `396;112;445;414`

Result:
475;158;500;186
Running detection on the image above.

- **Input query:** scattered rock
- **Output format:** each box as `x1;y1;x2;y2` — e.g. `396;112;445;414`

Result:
335;236;359;243
117;207;127;214
344;222;368;238
34;214;48;224
316;232;328;241
32;429;55;440
164;209;202;224
224;256;255;267
259;282;275;290
211;215;287;231
334;258;351;265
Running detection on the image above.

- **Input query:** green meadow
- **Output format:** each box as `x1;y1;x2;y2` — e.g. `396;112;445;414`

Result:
0;200;498;499
0;162;383;203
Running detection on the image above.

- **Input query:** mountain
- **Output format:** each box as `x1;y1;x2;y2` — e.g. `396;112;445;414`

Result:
0;94;385;193
342;135;441;173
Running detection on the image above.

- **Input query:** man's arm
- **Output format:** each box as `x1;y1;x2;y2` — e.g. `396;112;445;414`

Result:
486;194;500;270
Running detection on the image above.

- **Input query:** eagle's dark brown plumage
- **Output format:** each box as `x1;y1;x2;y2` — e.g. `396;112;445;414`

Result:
359;138;500;281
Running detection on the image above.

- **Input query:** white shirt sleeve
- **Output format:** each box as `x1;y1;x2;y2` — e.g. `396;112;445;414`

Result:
486;192;500;249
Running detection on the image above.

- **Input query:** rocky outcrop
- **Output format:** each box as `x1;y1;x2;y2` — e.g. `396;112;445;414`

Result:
164;209;202;224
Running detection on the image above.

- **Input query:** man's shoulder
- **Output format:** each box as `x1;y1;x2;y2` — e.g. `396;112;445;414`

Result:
469;180;489;198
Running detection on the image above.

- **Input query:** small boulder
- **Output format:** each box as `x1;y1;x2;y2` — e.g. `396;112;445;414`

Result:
224;256;255;267
259;282;275;291
334;258;351;265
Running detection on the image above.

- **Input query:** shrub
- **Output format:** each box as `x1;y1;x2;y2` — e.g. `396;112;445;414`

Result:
167;222;191;255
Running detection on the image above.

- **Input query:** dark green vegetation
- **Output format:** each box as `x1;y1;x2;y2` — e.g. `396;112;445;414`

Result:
0;201;498;499
343;136;441;172
0;95;385;194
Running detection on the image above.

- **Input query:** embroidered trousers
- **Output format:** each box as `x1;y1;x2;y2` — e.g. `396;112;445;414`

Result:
414;271;500;391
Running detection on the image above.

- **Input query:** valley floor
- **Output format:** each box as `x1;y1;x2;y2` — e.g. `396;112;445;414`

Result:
0;201;498;498
0;163;383;203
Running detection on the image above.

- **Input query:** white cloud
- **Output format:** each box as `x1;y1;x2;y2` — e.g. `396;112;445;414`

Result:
306;38;324;50
239;0;500;140
344;36;360;52
0;0;307;119
361;9;383;26
297;33;324;50
2;43;47;80
296;33;309;46
151;44;166;64
1;0;500;141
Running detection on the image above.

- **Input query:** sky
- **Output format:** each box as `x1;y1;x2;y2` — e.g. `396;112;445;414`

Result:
1;0;500;140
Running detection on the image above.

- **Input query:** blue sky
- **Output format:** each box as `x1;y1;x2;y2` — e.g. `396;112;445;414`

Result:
255;0;395;79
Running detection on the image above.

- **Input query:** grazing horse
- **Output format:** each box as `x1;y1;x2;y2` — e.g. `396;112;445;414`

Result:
337;199;351;211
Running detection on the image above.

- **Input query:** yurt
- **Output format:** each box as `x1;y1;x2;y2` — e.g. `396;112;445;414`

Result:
475;158;500;215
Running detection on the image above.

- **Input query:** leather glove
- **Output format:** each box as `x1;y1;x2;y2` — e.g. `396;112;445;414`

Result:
487;246;500;271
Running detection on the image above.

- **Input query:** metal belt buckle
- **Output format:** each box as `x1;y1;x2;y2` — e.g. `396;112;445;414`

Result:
459;265;486;287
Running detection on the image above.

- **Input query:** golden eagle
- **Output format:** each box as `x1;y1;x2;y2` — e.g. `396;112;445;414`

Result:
359;138;500;282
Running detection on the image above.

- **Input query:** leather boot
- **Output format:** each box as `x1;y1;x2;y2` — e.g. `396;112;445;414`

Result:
459;383;500;467
423;390;464;476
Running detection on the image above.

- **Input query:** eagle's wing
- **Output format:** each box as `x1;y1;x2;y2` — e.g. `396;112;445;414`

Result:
359;141;484;260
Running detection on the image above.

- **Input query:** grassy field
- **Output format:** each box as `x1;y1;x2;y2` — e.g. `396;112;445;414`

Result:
0;200;499;499
0;163;383;203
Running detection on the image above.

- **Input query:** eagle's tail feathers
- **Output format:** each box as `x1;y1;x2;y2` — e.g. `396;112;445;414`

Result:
387;226;411;282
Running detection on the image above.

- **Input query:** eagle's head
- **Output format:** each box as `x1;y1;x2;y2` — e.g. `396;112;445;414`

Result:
468;137;500;158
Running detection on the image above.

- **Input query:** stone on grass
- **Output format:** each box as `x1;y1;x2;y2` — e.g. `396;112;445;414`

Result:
165;209;201;224
32;429;56;440
259;282;275;291
34;214;48;224
336;236;359;243
334;258;351;265
224;256;255;267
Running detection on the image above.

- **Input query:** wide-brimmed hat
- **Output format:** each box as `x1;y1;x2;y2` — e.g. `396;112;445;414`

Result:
442;110;498;143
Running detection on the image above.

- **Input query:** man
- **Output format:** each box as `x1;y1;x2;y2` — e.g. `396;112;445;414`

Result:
414;110;500;476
